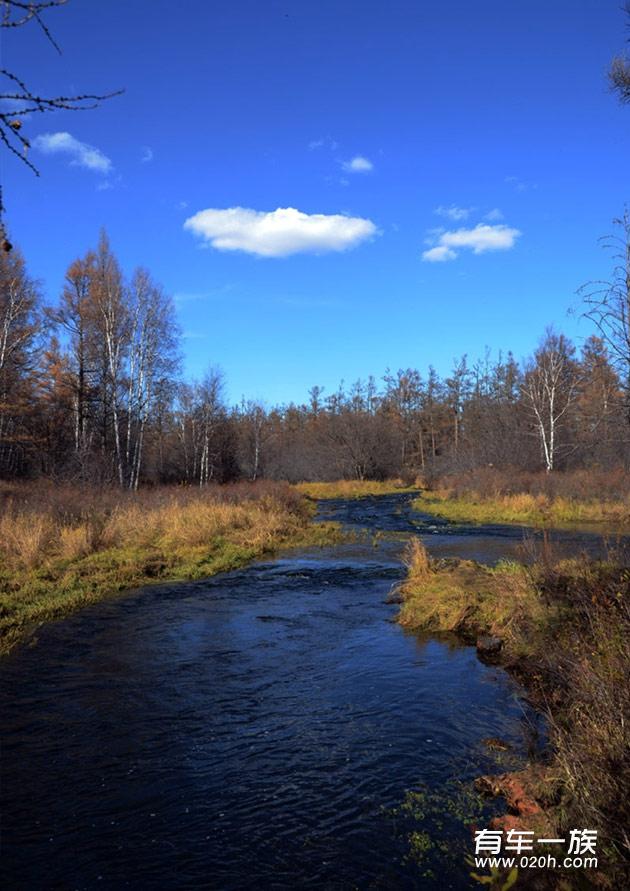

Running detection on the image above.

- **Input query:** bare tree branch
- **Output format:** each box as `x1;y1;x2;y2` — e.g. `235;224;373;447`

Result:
579;211;630;423
0;0;122;230
608;2;630;104
1;1;67;51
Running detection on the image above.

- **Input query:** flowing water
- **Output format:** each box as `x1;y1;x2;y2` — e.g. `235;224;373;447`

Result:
1;494;609;890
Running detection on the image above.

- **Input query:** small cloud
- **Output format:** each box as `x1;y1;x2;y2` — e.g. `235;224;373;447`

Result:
184;206;378;258
141;146;153;163
422;245;457;262
435;204;473;221
485;207;504;221
422;223;521;263
177;200;189;210
32;131;112;173
341;155;374;173
309;136;338;151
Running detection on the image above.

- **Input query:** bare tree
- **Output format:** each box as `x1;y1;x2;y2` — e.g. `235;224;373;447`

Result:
0;0;121;223
125;269;180;489
50;253;97;458
238;400;272;481
521;331;579;472
445;355;470;453
90;233;127;485
579;212;630;423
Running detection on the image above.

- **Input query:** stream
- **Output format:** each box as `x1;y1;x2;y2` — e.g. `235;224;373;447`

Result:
1;493;608;890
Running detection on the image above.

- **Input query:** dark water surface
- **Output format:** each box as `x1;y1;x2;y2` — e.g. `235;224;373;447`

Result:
2;494;604;890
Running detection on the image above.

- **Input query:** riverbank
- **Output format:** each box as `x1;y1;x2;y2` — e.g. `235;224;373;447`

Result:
396;539;629;886
296;479;417;499
413;468;630;530
414;491;630;529
0;481;341;655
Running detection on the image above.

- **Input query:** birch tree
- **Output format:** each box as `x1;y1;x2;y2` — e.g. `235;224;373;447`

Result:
125;269;179;489
521;331;579;472
239;400;272;481
91;233;128;485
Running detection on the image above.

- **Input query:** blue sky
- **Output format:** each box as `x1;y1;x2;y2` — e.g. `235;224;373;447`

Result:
5;0;629;404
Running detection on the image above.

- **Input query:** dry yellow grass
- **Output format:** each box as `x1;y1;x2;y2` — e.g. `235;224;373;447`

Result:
0;513;56;570
397;538;546;653
295;479;416;499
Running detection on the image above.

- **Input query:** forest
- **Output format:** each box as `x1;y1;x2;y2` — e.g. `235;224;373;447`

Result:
2;219;629;490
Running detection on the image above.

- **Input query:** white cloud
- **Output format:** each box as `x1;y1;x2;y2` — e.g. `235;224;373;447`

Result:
422;223;521;262
141;146;153;163
422;245;457;262
442;224;520;253
341;155;374;173
435;204;472;221
32;131;112;173
485;207;504;221
184;206;377;257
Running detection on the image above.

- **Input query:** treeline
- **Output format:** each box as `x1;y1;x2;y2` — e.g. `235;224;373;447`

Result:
1;231;629;486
